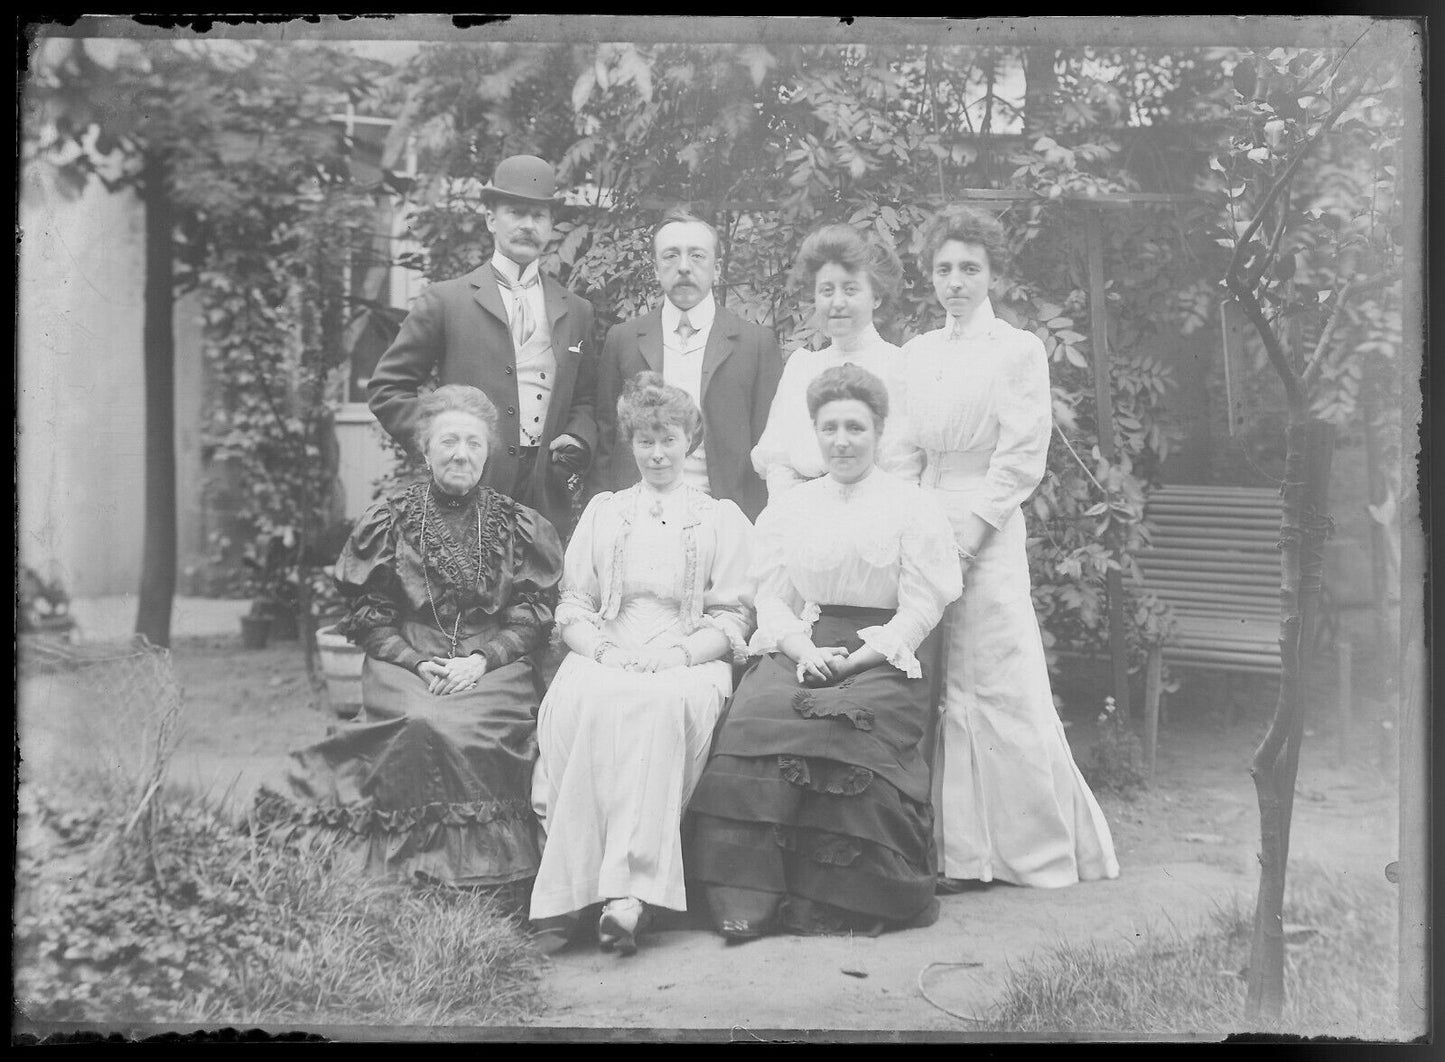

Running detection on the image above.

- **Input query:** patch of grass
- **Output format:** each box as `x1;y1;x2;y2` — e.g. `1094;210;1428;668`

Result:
15;784;544;1027
982;864;1402;1039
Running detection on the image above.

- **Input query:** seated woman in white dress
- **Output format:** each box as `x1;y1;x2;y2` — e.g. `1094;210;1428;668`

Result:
751;224;906;499
529;373;756;956
687;364;962;940
894;204;1119;889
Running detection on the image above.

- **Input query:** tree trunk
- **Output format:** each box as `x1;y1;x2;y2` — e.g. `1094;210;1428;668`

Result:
1022;47;1060;138
135;150;178;648
1245;416;1335;1022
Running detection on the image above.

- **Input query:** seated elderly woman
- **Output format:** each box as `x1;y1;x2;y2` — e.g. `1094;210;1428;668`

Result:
751;223;906;499
256;385;564;892
529;372;755;955
687;364;963;940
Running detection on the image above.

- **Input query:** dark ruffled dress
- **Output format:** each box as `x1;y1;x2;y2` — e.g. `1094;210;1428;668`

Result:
255;480;563;886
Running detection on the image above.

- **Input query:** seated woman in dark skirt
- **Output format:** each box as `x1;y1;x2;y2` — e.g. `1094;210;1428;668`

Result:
255;385;564;891
686;364;963;939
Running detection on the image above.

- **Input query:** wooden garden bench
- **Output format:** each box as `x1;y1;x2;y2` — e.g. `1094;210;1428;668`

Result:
1133;485;1287;772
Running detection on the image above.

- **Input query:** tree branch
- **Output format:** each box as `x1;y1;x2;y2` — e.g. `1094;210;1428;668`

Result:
1247;182;1292;289
1226;68;1375;285
1226;273;1305;412
1300;271;1393;388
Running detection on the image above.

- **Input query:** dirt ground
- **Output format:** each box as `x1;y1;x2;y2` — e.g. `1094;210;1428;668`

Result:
16;634;1404;1037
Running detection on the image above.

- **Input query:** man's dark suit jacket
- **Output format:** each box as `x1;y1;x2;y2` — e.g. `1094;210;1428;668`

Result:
368;265;596;536
590;304;782;522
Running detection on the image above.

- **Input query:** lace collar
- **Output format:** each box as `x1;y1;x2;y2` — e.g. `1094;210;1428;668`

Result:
824;323;886;360
944;299;1001;341
821;465;880;502
429;480;481;510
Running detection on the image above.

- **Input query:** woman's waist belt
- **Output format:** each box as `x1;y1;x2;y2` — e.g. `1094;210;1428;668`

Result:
817;604;897;623
921;449;991;490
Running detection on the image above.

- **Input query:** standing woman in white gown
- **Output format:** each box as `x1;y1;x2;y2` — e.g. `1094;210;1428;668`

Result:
751;224;905;499
529;373;755;954
894;205;1119;889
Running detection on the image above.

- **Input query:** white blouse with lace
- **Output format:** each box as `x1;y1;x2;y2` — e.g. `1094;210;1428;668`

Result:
747;468;962;678
750;325;903;497
890;300;1052;530
554;483;755;663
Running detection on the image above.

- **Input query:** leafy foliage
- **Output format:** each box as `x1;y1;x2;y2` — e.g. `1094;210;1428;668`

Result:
15;784;542;1026
1081;695;1146;795
389;42;1226;677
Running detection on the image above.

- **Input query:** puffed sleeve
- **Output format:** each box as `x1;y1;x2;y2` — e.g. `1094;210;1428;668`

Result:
745;496;818;656
554;493;610;631
475;505;565;672
972;331;1052;530
750;351;808;483
333;499;427;673
698;500;757;665
876;340;924;483
857;487;963;678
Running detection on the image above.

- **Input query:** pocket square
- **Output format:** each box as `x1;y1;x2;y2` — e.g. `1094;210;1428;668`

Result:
568;343;582;353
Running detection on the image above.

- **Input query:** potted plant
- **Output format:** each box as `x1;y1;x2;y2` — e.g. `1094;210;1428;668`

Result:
309;522;364;719
239;531;298;648
238;599;272;650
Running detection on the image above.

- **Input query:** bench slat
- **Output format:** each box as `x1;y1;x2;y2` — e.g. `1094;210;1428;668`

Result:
1139;549;1280;567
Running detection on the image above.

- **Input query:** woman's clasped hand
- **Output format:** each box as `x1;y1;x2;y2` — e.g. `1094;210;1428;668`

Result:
595;642;690;673
418;655;488;694
784;636;852;687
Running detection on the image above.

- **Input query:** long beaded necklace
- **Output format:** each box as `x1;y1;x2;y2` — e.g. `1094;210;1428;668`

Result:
419;489;485;658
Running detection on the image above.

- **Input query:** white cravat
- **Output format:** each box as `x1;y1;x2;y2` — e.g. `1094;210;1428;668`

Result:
493;251;555;447
491;251;547;346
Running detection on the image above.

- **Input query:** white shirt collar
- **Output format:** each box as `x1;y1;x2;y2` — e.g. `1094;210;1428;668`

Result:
662;291;717;336
827;322;883;357
945;298;997;340
491;250;541;287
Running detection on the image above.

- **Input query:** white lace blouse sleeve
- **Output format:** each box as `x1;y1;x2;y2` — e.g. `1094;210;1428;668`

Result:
876;345;924;484
857;488;963;678
745;497;817;656
554;493;609;630
750;350;809;482
699;500;757;665
973;330;1052;530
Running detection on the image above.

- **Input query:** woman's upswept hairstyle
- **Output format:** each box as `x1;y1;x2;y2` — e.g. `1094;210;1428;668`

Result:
792;223;905;320
806;363;889;430
916;205;1010;278
617;371;705;453
413;384;500;454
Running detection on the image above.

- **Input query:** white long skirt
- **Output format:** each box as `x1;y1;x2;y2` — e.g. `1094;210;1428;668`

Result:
932;492;1120;887
528;650;730;919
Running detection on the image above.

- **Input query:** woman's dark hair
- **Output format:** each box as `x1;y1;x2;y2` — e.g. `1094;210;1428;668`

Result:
916;205;1010;278
413;384;500;454
617;371;704;453
792;223;905;320
805;363;889;430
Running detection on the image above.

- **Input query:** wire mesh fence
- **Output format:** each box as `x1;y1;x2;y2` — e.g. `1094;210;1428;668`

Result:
19;636;185;866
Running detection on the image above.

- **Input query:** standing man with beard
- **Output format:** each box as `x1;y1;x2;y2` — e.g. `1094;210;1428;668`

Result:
368;154;596;538
589;207;782;522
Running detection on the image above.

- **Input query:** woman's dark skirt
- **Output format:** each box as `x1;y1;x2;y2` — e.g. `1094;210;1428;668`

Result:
254;655;542;887
685;607;939;934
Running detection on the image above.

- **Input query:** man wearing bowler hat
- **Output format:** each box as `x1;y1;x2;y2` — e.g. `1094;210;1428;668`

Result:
369;154;596;537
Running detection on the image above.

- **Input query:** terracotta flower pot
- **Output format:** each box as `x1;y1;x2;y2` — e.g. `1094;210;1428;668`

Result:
239;613;271;650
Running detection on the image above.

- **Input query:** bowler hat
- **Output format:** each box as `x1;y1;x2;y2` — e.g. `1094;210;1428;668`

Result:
481;154;564;205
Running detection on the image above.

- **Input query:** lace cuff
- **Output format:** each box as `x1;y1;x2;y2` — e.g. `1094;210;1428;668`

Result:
554;587;604;630
858;624;922;679
700;611;751;666
748;601;820;657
